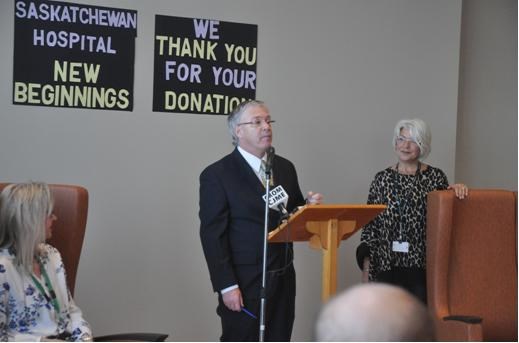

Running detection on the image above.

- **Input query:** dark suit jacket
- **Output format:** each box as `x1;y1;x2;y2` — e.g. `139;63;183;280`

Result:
199;148;305;299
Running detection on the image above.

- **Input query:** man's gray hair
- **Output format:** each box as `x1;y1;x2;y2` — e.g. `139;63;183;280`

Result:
315;284;435;341
227;100;269;146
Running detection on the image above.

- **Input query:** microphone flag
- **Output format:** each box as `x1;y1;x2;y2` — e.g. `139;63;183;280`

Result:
263;185;289;217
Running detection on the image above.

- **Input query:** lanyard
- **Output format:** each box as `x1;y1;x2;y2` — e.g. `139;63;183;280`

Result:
393;162;421;241
31;262;61;314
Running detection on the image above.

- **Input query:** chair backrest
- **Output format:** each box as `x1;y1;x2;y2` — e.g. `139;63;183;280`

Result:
427;189;517;341
0;183;88;296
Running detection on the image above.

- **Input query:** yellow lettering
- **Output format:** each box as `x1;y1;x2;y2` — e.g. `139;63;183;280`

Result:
155;35;168;55
69;62;82;83
54;60;68;82
13;82;28;103
83;63;100;83
28;83;41;104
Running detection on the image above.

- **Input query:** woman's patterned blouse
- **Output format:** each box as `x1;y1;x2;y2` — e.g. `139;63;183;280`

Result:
0;244;92;341
360;165;449;280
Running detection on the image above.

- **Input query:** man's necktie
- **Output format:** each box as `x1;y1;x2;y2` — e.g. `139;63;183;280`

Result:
260;160;274;187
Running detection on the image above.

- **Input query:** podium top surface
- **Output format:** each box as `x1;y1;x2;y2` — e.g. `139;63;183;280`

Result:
268;204;386;242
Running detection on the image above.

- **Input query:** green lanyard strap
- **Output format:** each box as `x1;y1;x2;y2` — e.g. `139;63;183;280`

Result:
31;263;61;314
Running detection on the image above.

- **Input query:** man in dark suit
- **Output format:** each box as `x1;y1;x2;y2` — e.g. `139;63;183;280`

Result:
199;100;322;341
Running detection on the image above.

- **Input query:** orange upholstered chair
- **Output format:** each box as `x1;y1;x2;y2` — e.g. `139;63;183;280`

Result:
426;189;517;341
0;183;168;342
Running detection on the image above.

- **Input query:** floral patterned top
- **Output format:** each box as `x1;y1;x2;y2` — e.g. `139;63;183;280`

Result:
0;244;92;341
359;165;449;280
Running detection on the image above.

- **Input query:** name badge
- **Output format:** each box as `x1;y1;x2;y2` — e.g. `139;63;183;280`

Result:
392;241;409;253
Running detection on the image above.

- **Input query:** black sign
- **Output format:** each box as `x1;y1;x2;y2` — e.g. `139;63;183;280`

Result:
13;0;137;111
153;15;258;115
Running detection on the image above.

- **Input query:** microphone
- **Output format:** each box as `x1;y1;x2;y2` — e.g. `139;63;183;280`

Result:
262;185;289;218
264;146;275;175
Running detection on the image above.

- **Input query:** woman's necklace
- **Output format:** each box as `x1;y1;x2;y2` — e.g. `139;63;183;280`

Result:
395;161;421;175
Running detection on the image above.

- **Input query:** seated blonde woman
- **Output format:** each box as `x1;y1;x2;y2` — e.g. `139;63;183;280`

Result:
0;182;92;341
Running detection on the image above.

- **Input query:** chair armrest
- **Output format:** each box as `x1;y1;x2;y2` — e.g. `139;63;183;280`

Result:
444;315;482;324
434;315;483;341
94;332;168;342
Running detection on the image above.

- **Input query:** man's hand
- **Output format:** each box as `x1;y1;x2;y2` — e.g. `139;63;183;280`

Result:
222;288;243;312
307;191;323;205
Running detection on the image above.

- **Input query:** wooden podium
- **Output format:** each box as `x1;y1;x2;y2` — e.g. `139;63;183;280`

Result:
268;204;385;302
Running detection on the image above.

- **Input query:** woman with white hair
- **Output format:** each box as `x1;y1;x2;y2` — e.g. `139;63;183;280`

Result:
356;119;468;303
0;182;92;341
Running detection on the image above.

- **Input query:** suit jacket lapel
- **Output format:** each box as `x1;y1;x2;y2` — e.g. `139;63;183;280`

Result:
231;148;266;196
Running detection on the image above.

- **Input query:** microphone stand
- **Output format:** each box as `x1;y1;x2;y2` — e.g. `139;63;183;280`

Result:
259;169;271;342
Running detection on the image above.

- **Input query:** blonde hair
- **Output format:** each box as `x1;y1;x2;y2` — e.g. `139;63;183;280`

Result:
0;182;53;274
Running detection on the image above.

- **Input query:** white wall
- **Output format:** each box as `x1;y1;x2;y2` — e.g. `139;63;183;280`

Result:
456;0;517;190
0;0;463;340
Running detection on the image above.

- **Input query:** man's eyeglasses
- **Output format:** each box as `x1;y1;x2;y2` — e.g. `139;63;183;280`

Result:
396;135;418;145
237;118;275;127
